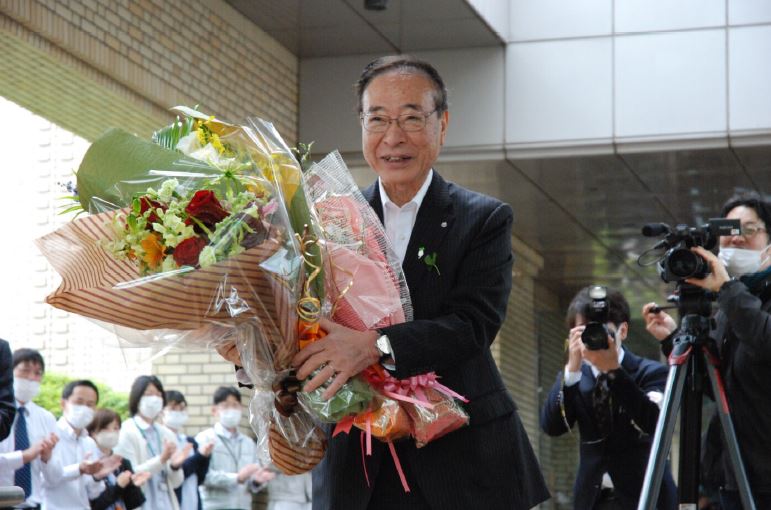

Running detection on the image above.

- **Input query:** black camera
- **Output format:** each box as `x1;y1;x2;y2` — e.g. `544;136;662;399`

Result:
581;285;611;350
641;219;741;283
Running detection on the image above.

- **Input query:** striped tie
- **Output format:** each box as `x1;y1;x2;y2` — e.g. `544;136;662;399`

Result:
14;405;32;499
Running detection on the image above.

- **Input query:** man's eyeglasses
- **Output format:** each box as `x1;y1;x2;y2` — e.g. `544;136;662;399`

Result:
741;223;767;238
361;110;437;133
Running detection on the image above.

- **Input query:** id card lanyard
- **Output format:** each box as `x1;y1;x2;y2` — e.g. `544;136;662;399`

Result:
217;433;242;470
134;417;170;492
133;417;162;457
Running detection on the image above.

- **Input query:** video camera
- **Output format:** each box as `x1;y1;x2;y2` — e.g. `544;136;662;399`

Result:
581;285;611;350
641;219;741;283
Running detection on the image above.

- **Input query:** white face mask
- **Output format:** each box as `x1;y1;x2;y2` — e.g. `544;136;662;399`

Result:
65;404;95;430
13;378;40;404
164;410;188;429
139;395;164;420
719;247;767;277
95;430;120;450
219;409;242;429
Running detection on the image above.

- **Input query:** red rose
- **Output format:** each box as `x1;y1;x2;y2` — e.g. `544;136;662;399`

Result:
185;190;229;229
173;236;208;267
139;196;166;226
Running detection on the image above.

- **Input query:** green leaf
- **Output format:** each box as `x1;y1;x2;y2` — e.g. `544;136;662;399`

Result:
76;128;217;211
152;116;195;151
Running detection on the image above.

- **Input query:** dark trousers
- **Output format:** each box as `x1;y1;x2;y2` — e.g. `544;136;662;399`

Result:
367;452;430;510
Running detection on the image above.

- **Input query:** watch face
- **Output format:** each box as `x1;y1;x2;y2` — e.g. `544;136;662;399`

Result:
376;335;391;355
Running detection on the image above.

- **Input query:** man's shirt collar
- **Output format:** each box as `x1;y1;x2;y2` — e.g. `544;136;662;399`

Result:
378;169;433;211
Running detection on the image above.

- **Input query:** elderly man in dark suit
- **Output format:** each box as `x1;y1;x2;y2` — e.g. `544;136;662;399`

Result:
292;56;549;510
540;287;676;509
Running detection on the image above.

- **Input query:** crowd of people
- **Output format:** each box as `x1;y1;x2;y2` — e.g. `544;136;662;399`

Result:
0;347;311;510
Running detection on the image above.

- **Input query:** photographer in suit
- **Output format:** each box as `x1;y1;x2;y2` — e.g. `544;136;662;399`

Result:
644;191;771;509
542;286;676;509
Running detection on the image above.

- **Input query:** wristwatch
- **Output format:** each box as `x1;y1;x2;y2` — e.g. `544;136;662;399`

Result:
375;330;396;370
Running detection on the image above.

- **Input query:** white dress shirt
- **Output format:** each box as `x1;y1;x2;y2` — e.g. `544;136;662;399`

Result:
195;423;262;510
378;169;433;263
41;416;105;510
0;400;57;506
563;348;626;386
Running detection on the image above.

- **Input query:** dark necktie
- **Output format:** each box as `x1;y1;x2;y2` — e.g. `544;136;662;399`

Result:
592;374;612;437
14;405;32;499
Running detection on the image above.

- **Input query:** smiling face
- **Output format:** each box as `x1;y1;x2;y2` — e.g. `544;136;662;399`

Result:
361;71;448;204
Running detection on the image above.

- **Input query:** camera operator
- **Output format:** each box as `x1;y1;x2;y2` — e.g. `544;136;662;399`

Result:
541;286;677;510
643;191;771;510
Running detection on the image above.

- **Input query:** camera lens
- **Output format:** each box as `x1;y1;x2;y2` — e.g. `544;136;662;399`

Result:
581;323;609;350
666;248;706;278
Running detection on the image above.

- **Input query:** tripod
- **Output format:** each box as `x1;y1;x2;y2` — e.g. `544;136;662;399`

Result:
637;285;755;510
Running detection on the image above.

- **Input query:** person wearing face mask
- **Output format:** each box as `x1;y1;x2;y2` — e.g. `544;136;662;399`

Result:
541;286;677;510
0;348;59;508
113;375;186;510
643;191;771;509
87;408;149;510
194;386;274;510
41;380;123;510
163;390;213;510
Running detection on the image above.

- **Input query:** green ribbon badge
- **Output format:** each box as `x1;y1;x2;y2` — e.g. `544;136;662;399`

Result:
418;246;440;275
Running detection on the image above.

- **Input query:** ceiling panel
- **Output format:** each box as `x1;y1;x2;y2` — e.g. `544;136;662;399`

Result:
226;0;502;57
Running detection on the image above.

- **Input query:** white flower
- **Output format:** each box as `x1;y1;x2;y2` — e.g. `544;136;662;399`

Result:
152;209;195;247
199;246;217;268
190;144;222;166
158;178;179;203
176;132;201;155
161;256;178;272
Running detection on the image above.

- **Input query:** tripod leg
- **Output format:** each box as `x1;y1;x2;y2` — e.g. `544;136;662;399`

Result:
702;348;756;510
678;348;703;504
638;359;689;510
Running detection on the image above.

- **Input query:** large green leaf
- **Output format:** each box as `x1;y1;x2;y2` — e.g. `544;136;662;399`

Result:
76;128;215;211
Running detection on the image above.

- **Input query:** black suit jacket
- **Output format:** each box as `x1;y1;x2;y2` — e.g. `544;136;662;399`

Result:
541;348;677;510
0;339;15;441
312;172;550;509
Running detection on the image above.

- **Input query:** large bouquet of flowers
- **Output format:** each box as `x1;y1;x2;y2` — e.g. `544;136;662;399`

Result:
37;107;327;467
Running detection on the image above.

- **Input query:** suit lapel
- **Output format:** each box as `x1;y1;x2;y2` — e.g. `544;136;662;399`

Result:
401;172;454;290
364;172;455;291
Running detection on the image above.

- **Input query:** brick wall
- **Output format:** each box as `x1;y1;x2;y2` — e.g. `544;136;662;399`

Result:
0;0;298;142
535;285;579;509
497;236;544;454
496;234;580;509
